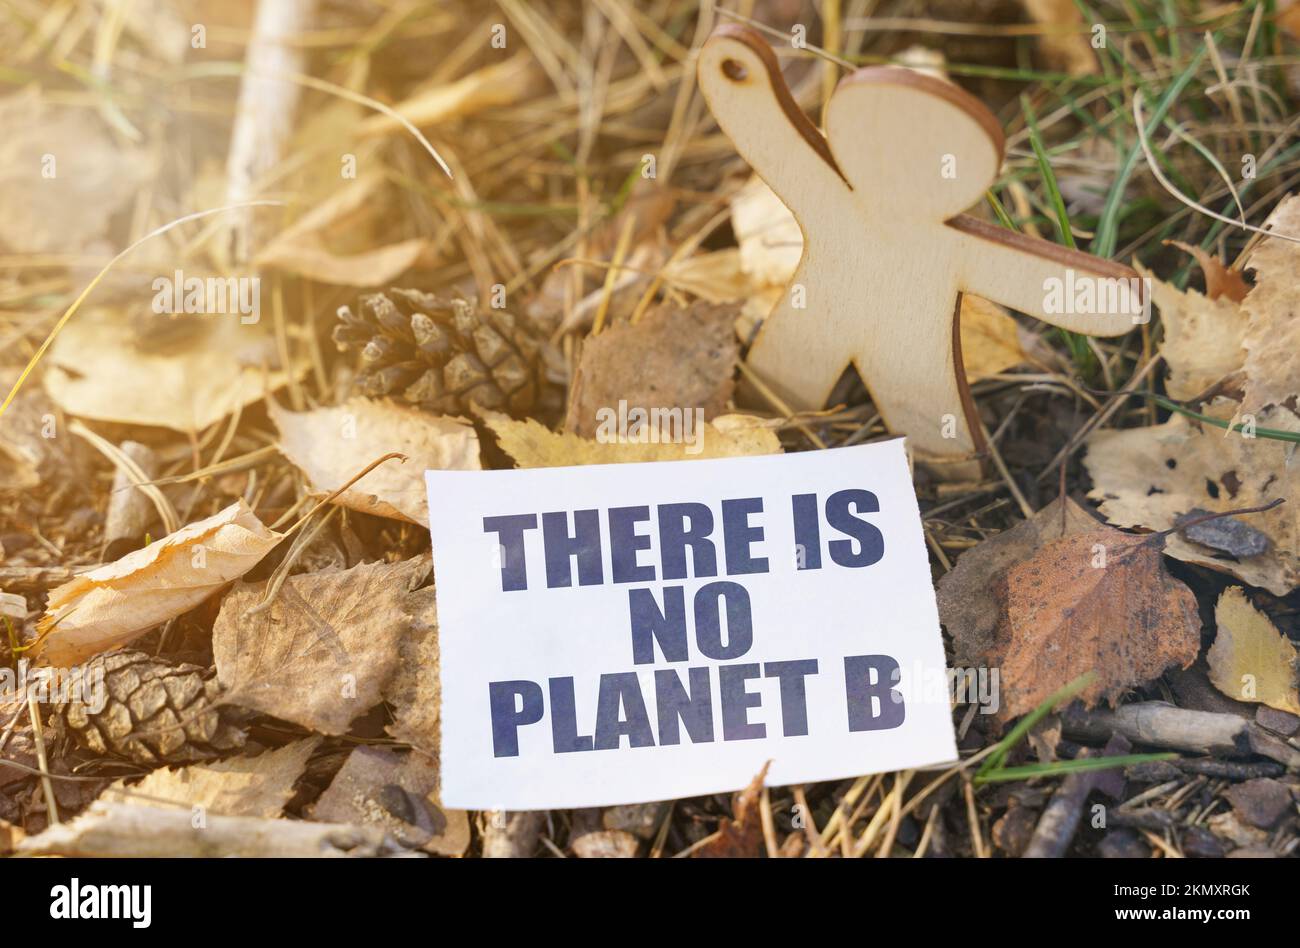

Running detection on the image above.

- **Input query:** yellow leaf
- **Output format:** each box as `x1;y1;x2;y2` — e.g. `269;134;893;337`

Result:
35;500;282;666
1208;587;1300;715
485;411;782;468
271;398;481;526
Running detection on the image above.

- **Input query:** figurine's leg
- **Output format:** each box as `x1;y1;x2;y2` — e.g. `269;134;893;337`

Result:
854;292;979;461
745;293;850;411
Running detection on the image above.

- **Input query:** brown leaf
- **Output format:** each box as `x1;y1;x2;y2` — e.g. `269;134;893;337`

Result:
565;300;739;437
1085;402;1300;595
990;528;1200;720
43;309;308;432
254;178;430;286
271;398;481;526
36;500;283;666
486;411;782;468
937;497;1100;665
104;738;320;819
1166;241;1250;303
0;88;152;254
692;762;770;858
212;557;428;734
383;586;440;755
1207;587;1300;715
311;745;469;856
1017;0;1099;76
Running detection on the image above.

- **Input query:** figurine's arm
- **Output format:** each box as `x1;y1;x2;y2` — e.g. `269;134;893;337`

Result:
949;216;1143;336
698;26;849;218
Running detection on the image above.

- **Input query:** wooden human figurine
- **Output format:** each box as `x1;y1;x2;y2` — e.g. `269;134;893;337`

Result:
699;26;1144;470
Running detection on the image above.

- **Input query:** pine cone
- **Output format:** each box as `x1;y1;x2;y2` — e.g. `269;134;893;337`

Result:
333;288;544;416
49;650;248;766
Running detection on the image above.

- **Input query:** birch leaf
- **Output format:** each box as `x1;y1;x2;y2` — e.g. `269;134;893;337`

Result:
990;528;1200;720
272;398;481;526
35;500;282;666
1208;587;1300;714
1085;402;1300;595
104;738;320;819
212;557;429;734
486;411;781;468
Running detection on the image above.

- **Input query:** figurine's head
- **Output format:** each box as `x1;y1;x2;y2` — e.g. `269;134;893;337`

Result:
826;67;1005;220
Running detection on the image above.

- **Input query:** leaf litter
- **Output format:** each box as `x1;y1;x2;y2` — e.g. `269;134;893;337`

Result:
4;0;1300;861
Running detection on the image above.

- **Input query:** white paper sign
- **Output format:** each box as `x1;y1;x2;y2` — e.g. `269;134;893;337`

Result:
425;439;957;810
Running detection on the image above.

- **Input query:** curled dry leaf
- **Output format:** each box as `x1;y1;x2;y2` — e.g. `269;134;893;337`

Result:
990;527;1200;720
692;762;770;858
271;397;481;526
728;176;1030;379
937;496;1100;665
212;557;429;735
1208;587;1300;715
486;410;782;468
104;738;320;819
564;299;740;437
43;309;307;432
312;745;469;856
35;500;282;666
1085;402;1299;595
255;177;429;286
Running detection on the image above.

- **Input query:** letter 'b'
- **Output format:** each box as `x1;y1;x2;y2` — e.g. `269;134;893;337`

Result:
844;655;905;731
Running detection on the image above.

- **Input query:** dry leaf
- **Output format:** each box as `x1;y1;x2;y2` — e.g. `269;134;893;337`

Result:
1085;403;1300;595
1166;240;1250;303
692;763;770;858
1017;0;1099;76
0;383;64;490
212;557;428;734
43;308;306;431
486;411;782;468
729;176;1031;380
36;500;282;666
1145;263;1248;400
730;176;802;290
18;801;391;857
1208;587;1300;715
271;398;481;526
959;295;1032;382
564;300;739;437
312;745;469;856
359;54;536;138
990;527;1200;719
104;738;320;819
937;497;1100;665
0;88;152;254
384;585;440;755
1240;196;1300;423
255;177;430;286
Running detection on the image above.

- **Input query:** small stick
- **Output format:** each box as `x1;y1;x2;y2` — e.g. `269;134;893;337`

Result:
102;441;159;558
26;692;57;825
